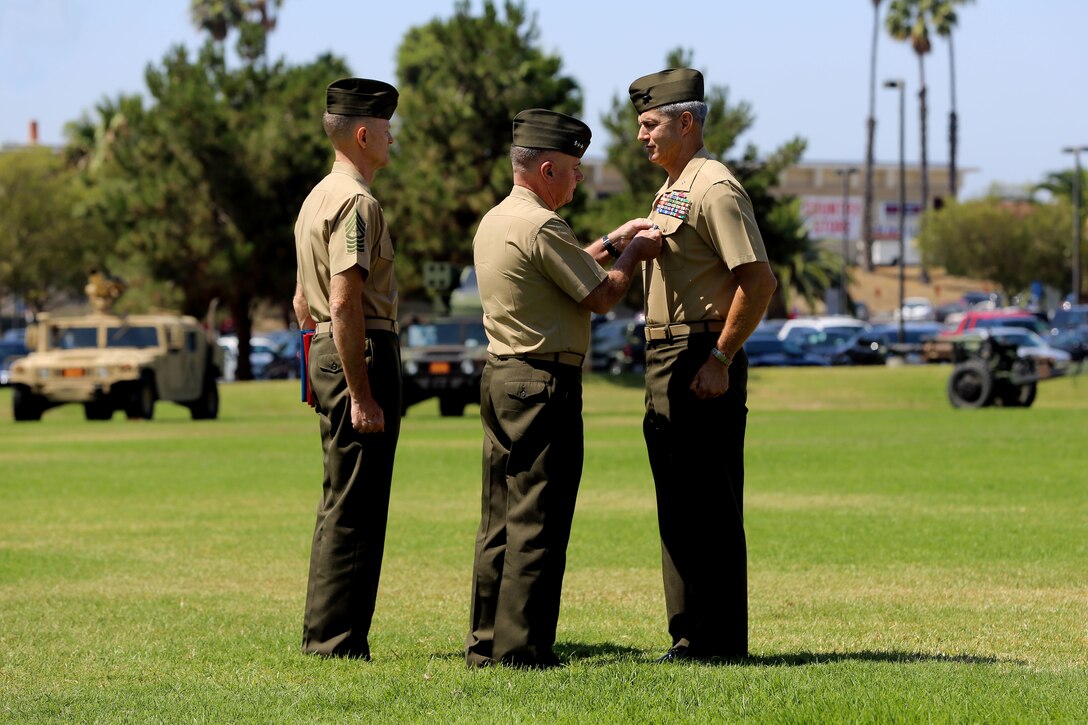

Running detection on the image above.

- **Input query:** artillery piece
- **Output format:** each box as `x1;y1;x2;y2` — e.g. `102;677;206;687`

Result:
946;334;1068;408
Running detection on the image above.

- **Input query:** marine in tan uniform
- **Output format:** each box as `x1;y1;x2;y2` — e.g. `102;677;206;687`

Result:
628;69;778;662
292;78;402;660
465;109;662;669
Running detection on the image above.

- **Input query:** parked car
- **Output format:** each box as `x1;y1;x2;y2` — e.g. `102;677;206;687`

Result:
941;310;1050;338
935;292;1004;323
776;316;868;343
262;333;302;380
898;296;935;321
590;318;645;375
2;327;27;343
0;339;29;385
831;322;943;365
218;334;283;380
961;291;1002;310
778;318;869;362
448;266;483;315
1048;326;1088;362
1049;303;1088;334
400;316;488;417
744;333;828;367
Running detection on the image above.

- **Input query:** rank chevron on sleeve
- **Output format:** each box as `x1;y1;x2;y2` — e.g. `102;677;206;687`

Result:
346;210;366;255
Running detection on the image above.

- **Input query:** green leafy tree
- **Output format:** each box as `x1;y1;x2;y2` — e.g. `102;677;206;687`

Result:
918;198;1073;297
0;147;110;314
1035;168;1088;210
68;14;348;377
382;0;582;296
586;48;822;317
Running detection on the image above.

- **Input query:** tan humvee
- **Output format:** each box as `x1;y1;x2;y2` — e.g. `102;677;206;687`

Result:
9;311;223;422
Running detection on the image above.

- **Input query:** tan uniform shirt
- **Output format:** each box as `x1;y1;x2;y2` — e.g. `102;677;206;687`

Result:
474;185;608;357
645;148;768;326
294;161;398;323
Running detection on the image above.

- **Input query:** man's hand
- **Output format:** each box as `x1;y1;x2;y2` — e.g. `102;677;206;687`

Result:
351;394;385;433
689;356;730;399
611;218;654;244
625;228;663;261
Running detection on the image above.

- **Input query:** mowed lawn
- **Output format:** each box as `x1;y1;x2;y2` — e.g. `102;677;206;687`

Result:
1;365;1085;722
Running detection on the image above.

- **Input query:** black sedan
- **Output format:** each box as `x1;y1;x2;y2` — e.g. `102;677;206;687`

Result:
1049;326;1088;362
744;334;828;367
831;322;943;365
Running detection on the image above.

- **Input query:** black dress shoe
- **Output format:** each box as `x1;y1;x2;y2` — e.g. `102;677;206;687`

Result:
656;645;746;664
655;645;694;663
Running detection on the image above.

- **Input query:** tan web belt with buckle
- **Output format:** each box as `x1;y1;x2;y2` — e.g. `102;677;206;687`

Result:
492;351;585;368
313;317;398;335
644;320;725;342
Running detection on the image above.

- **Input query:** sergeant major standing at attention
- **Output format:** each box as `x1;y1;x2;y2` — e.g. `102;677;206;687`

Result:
628;69;778;663
466;109;662;669
293;78;402;660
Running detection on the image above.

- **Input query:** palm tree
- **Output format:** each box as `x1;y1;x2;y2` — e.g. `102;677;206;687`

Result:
932;1;971;199
862;0;883;273
886;0;933;215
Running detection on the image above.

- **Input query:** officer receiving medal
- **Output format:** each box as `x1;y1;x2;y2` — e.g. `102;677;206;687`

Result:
629;68;778;663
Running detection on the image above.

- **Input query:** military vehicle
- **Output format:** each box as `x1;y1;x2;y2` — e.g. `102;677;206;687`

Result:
400;316;488;417
9;311;223;422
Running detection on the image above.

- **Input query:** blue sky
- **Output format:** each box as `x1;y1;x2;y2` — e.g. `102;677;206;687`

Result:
2;0;1085;198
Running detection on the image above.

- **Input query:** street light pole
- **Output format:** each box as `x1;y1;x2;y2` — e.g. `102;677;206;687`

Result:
1062;146;1087;304
885;79;906;345
836;168;858;315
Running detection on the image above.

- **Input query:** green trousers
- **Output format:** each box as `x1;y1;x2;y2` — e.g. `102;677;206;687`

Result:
302;330;401;658
466;356;583;668
643;332;749;659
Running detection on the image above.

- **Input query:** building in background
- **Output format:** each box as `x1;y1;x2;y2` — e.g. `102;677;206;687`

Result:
776;161;972;266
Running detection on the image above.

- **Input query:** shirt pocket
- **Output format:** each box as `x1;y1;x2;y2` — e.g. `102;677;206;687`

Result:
655;215;685;270
372;231;396;293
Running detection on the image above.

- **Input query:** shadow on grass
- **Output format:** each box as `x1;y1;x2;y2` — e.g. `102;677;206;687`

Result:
425;642;645;666
730;650;1017;667
556;641;644;664
425;646;1016;668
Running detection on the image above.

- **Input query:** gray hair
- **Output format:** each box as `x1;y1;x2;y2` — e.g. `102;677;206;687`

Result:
656;100;708;126
510;145;546;174
323;112;367;144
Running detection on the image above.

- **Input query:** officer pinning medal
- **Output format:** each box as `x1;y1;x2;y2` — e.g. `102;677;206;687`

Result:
464;108;662;669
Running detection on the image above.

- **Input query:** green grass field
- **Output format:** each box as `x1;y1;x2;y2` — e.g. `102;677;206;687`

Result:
1;366;1086;722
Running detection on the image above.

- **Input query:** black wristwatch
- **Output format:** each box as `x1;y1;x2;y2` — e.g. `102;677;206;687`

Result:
602;234;621;258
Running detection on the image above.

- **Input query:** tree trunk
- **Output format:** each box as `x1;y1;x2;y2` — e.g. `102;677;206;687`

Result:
863;116;877;273
862;0;881;273
232;296;254;381
948;33;958;199
917;53;930;284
